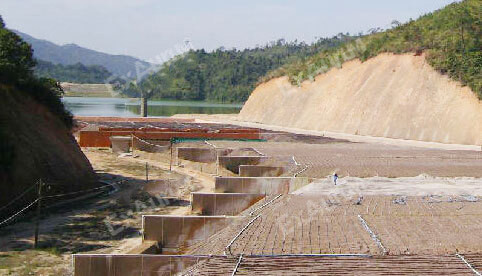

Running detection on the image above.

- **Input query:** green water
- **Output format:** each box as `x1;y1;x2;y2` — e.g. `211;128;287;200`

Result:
62;97;243;117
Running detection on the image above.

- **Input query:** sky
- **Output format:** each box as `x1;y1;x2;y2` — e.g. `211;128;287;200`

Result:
0;0;459;62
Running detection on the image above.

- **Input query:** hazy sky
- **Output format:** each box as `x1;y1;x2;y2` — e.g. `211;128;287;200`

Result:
1;0;458;61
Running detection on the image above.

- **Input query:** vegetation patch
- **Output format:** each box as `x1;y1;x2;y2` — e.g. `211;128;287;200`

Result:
269;0;481;99
126;36;354;102
35;60;112;84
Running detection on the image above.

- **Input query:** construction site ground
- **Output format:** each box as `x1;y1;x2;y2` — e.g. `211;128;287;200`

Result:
1;118;481;275
187;195;482;256
174;119;482;274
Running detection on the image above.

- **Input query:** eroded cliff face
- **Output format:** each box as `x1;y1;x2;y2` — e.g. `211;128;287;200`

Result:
0;85;96;214
240;53;482;145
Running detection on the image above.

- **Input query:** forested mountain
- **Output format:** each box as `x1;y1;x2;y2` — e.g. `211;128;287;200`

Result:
13;30;150;78
128;37;354;102
35;60;112;83
269;0;481;99
133;0;479;103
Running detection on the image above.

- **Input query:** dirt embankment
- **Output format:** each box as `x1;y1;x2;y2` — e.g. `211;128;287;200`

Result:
0;85;96;215
61;82;117;97
240;53;482;145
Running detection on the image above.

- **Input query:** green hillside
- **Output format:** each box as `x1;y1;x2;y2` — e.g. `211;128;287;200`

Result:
129;36;354;102
35;60;112;83
270;0;481;99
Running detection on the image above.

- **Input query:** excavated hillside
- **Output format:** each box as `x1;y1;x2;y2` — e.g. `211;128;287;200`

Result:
239;53;482;145
0;85;97;217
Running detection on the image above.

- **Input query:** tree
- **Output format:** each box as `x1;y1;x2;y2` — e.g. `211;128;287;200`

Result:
454;2;472;55
127;35;353;103
0;23;36;83
35;60;112;83
391;20;401;28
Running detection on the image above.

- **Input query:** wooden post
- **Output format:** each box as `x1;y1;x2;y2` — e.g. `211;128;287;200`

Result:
145;162;149;184
131;134;134;154
142;97;147;117
34;179;44;248
140;96;148;117
169;139;173;171
216;149;219;176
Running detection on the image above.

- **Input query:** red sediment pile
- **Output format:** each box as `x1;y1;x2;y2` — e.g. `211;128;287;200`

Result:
73;116;195;123
75;117;263;147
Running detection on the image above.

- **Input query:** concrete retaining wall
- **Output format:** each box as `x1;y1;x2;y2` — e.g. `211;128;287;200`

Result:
132;137;170;153
177;147;234;163
142;215;237;252
177;148;234;174
126;241;159;254
73;254;208;276
215;177;314;194
191;193;264;216
239;165;284;177
109;136;131;153
217;156;269;174
177;147;216;163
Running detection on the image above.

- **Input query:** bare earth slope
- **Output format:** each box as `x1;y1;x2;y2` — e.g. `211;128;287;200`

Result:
0;85;97;216
240;53;482;145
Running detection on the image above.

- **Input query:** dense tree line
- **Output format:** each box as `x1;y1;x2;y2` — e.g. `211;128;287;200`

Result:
272;0;481;99
35;60;112;83
125;36;354;102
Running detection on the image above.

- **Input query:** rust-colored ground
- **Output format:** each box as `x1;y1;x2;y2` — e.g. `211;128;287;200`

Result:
187;195;482;256
184;255;475;275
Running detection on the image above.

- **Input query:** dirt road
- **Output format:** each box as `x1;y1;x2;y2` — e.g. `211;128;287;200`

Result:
0;148;214;276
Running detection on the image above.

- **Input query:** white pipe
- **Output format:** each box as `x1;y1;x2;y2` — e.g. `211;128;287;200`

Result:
357;214;387;255
231;254;243;276
291;156;300;166
249;194;282;216
250;147;265;156
204;140;218;148
293;165;309;177
225;215;261;256
456;253;482;276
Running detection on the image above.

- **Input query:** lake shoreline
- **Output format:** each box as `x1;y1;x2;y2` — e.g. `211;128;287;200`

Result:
62;97;243;117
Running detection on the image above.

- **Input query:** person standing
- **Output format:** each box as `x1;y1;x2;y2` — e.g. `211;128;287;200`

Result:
333;173;338;185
